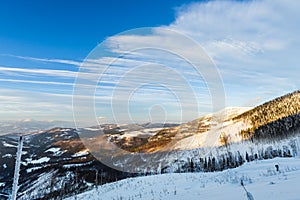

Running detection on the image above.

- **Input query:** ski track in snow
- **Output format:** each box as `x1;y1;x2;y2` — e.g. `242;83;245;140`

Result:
65;157;300;200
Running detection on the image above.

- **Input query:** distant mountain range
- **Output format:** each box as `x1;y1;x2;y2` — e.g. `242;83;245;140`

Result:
1;90;300;199
0;119;75;135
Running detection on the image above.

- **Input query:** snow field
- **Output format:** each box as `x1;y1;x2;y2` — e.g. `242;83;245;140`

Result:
66;157;300;200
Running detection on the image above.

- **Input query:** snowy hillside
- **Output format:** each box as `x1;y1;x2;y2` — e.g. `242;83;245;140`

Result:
121;90;300;153
119;107;252;153
0;128;132;199
1;90;300;199
66;157;300;200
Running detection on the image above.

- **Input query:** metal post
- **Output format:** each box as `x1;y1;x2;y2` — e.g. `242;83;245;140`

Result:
11;136;24;200
100;169;103;185
95;169;98;187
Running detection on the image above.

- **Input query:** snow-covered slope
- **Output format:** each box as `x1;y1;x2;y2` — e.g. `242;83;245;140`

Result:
171;107;252;150
126;107;253;152
66;157;300;200
123;90;300;153
0;128;132;200
2;90;300;199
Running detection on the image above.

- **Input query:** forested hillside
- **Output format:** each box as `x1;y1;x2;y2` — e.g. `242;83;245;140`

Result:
235;90;300;140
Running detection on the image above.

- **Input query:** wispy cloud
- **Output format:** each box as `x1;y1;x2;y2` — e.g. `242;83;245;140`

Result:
2;54;83;66
0;78;75;86
101;0;300;106
2;0;300;124
0;66;77;78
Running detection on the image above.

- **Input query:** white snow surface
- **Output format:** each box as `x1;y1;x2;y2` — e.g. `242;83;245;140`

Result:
45;147;61;153
172;107;253;150
2;153;12;158
121;128;163;138
84;127;101;131
45;147;64;156
72;150;89;157
66;157;300;200
27;157;50;164
2;141;17;148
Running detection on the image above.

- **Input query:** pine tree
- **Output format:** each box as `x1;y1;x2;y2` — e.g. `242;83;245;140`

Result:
204;158;208;172
211;157;216;171
190;158;194;172
245;152;250;162
208;157;212;172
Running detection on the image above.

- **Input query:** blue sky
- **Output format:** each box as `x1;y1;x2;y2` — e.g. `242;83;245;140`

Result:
0;0;300;126
0;0;189;58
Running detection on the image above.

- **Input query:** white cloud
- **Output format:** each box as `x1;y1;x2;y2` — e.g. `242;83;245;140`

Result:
100;0;300;107
2;54;83;66
0;78;74;86
0;66;77;78
3;0;300;124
